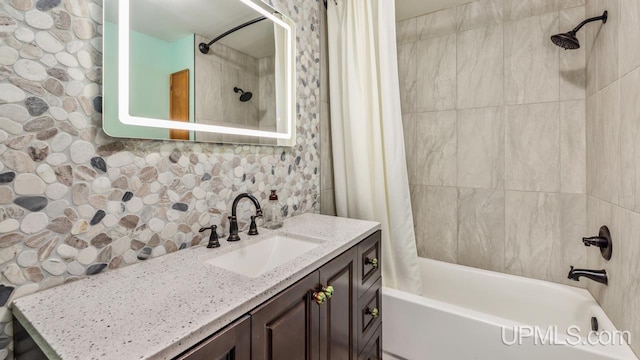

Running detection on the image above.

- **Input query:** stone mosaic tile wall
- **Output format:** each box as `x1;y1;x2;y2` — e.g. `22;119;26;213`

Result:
0;0;320;357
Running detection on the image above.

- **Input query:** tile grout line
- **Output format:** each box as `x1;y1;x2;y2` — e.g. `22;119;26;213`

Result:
503;1;508;272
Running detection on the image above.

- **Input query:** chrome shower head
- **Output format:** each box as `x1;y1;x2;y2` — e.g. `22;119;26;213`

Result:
234;87;253;102
551;11;607;50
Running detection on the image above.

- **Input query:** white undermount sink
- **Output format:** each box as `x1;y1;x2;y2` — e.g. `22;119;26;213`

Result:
205;234;323;278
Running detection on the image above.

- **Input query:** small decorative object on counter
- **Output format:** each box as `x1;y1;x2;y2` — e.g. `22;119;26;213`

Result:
264;190;284;229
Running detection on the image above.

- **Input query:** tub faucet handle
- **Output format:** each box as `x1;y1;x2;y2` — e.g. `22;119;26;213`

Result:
582;226;613;260
582;236;608;248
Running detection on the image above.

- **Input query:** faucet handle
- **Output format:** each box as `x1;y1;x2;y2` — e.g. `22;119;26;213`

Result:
199;225;221;248
582;236;608;247
582;226;613;261
248;216;259;236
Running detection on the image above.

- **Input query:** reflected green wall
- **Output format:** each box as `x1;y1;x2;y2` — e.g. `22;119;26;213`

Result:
103;21;195;140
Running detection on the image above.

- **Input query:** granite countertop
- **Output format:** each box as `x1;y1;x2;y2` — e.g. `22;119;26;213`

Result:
12;213;380;360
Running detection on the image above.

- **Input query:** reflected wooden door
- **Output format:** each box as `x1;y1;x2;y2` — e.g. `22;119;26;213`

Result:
170;69;190;140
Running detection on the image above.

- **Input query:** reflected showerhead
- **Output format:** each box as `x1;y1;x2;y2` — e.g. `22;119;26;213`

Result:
551;32;580;50
551;11;607;50
234;87;253;102
240;92;252;102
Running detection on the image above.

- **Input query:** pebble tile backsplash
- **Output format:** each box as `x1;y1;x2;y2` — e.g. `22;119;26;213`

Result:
0;0;320;357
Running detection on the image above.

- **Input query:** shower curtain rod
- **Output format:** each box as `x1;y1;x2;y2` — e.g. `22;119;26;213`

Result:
198;16;267;54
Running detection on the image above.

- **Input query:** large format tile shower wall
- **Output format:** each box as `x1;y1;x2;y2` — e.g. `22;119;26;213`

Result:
398;0;640;354
0;0;320;358
398;0;588;287
584;0;640;354
319;1;336;216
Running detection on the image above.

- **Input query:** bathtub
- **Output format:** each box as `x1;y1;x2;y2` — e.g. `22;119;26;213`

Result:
382;258;638;360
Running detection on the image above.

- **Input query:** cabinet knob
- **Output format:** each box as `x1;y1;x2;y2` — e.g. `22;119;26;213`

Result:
322;285;334;299
313;291;327;305
313;285;334;305
366;307;379;318
365;257;378;268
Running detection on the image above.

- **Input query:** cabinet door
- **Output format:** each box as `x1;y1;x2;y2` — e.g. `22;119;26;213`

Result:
176;316;250;360
251;271;320;360
319;247;358;360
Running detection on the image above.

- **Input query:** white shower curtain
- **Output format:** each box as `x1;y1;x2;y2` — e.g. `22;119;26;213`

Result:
327;0;422;294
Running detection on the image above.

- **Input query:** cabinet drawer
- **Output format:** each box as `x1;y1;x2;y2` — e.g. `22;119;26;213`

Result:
358;324;382;360
357;278;381;355
357;231;381;299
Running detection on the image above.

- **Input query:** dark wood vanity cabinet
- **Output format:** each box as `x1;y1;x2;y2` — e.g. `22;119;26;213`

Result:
251;246;358;360
180;231;382;360
250;231;381;360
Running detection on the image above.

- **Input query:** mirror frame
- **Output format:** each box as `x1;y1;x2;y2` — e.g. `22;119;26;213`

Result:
116;0;296;146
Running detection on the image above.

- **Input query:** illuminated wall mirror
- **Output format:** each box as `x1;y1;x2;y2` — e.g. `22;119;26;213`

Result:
103;0;296;146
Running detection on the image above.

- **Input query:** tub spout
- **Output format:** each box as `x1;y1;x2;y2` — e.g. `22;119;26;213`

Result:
567;266;608;285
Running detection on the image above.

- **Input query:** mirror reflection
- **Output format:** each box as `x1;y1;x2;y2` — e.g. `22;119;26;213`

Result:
103;0;295;145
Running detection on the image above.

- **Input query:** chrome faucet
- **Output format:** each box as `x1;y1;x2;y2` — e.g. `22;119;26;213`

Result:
227;193;263;242
567;266;608;285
